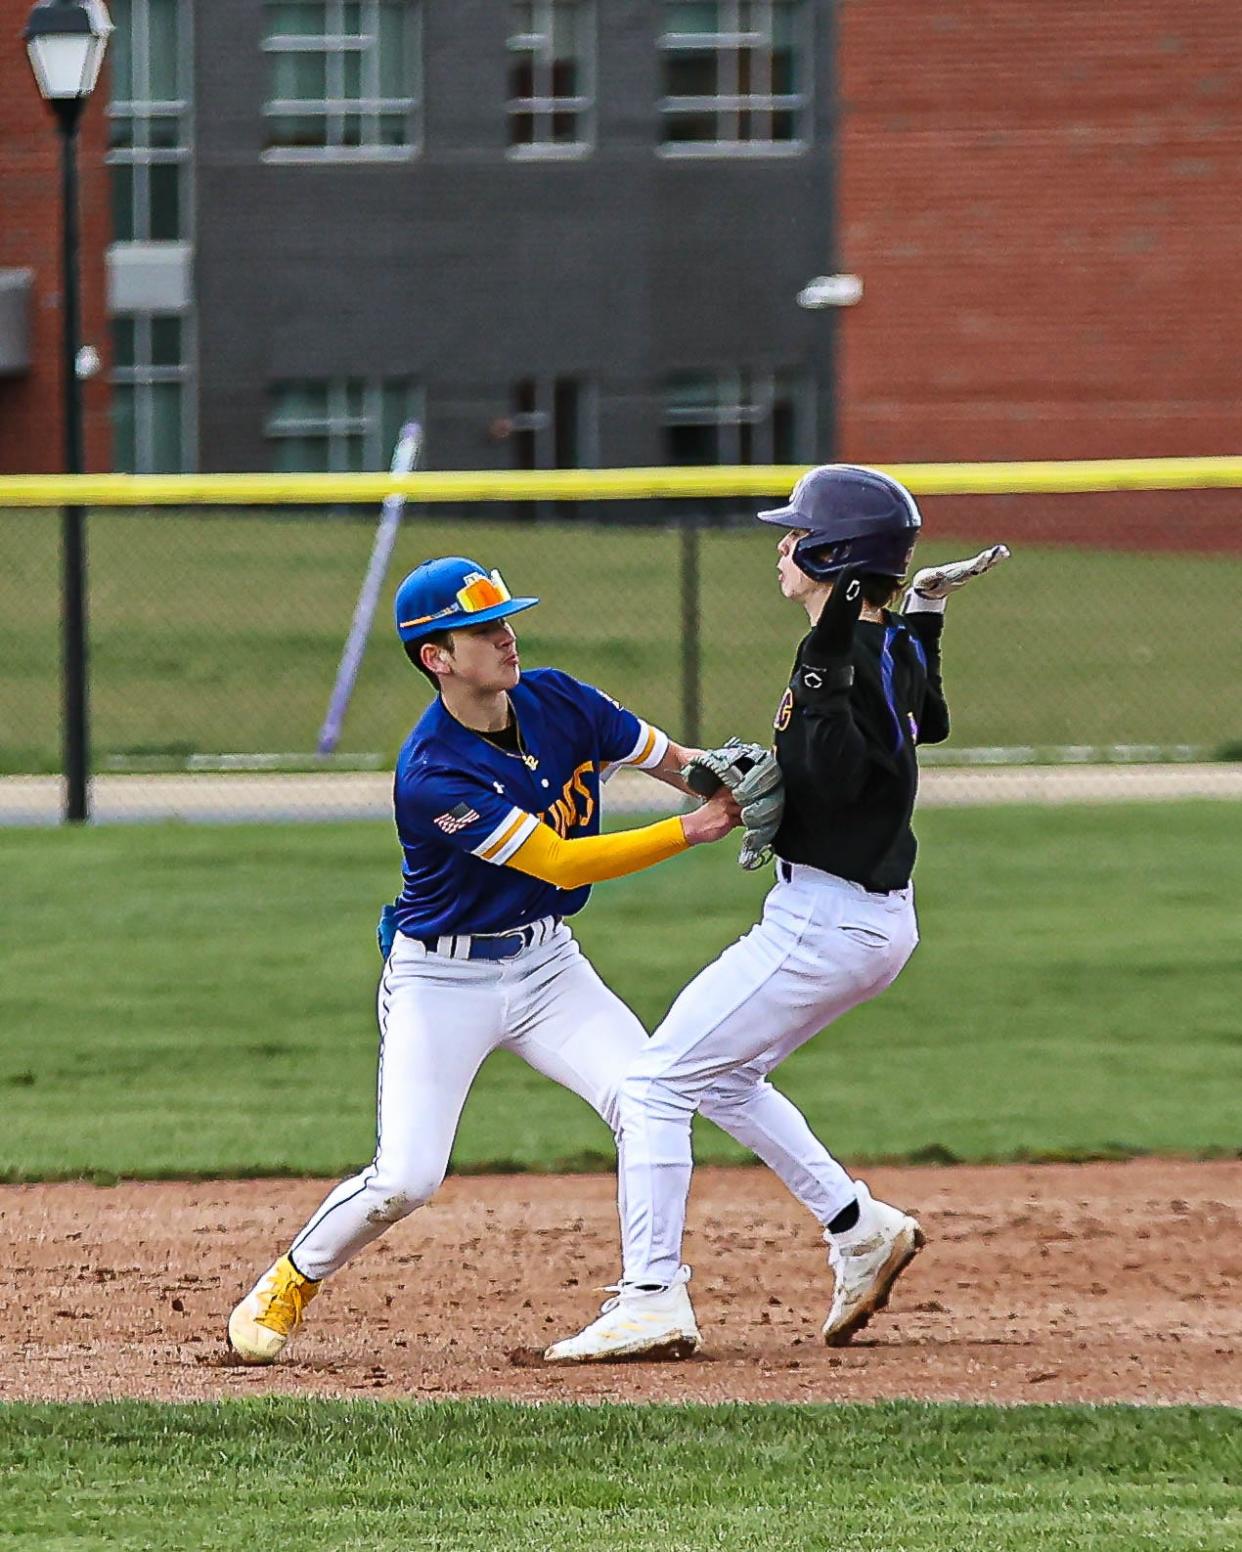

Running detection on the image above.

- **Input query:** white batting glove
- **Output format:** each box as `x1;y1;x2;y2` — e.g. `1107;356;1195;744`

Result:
904;545;1011;613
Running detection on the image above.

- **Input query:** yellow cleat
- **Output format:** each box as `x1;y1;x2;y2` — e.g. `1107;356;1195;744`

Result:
227;1254;320;1365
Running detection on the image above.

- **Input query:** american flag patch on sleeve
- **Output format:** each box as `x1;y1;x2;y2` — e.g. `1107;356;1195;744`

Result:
434;802;480;834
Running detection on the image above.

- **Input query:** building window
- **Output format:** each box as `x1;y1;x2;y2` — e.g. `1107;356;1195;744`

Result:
111;315;191;473
507;1;593;155
659;0;809;153
266;380;422;471
107;0;191;241
662;371;806;464
504;377;594;469
494;377;595;519
262;0;420;160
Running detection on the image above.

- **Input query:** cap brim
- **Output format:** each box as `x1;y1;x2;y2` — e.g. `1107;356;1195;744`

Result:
756;503;799;527
398;595;539;641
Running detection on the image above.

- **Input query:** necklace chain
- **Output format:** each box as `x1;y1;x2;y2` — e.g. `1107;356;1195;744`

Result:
478;698;538;770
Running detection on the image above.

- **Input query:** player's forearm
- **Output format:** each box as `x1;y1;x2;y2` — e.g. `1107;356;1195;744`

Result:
903;608;945;684
643;739;699;796
506;816;689;889
916;688;951;745
903;612;950;743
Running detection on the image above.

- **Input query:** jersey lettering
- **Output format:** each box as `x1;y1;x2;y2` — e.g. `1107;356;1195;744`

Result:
774;688;794;732
543;759;596;837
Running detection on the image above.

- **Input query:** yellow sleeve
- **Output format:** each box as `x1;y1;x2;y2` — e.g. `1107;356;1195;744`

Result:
505;817;689;889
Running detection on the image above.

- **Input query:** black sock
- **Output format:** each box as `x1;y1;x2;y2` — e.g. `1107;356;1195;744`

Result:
827;1195;861;1235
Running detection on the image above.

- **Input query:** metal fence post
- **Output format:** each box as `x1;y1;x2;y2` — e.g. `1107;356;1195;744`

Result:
680;513;701;746
57;100;90;823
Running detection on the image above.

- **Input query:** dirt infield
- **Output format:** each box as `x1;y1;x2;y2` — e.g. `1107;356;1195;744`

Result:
2;1160;1238;1407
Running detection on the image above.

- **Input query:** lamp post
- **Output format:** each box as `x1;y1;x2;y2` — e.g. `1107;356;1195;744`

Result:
23;0;112;824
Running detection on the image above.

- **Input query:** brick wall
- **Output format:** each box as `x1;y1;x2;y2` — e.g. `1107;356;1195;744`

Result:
0;46;110;475
2;6;1238;507
836;0;1242;471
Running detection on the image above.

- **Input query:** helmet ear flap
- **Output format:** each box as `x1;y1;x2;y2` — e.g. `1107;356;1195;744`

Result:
793;534;849;581
794;529;918;582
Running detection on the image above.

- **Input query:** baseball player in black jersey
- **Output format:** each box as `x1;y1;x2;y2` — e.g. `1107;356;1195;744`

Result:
548;465;1008;1363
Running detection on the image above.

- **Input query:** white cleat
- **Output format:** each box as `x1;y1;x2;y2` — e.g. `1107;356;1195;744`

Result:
544;1265;702;1364
822;1182;925;1347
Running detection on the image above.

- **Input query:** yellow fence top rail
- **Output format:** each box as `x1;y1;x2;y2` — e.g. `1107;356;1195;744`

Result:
2;457;1241;507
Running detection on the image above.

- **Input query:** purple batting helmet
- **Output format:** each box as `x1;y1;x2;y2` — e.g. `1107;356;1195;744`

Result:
757;464;922;580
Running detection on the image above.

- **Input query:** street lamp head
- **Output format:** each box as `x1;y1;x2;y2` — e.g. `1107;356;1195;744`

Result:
24;0;112;103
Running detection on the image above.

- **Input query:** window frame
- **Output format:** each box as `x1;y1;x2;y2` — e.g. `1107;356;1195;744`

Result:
107;0;198;472
265;378;425;472
661;369;812;465
110;312;196;474
657;0;812;159
505;375;598;469
105;0;193;242
506;0;596;161
261;0;422;164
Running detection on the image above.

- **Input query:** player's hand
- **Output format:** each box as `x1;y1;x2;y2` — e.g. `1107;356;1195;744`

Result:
808;566;866;660
682;785;742;845
680;739;783;860
908;545;1010;603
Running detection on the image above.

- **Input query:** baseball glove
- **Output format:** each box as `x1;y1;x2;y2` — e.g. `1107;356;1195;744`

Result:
682;736;785;871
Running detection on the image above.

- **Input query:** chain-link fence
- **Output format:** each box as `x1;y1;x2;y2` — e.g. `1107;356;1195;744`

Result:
2;487;1240;824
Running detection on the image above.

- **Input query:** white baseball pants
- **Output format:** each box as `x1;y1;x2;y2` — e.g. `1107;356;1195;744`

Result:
619;863;921;1287
290;922;638;1279
289;909;888;1284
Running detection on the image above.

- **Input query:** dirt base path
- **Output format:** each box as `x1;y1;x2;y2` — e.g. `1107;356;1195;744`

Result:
2;1160;1239;1406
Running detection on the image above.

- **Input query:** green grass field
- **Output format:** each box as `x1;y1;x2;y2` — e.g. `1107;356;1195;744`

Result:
2;508;1239;772
3;805;1238;1549
1;1399;1237;1551
1;801;1237;1180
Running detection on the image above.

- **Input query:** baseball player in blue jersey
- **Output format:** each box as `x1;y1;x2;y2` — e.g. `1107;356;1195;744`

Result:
227;554;775;1364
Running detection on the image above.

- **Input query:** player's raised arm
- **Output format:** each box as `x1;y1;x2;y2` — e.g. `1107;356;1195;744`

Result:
774;563;875;801
900;545;1010;746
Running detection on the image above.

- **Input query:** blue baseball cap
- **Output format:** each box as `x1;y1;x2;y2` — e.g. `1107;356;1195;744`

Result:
394;556;539;644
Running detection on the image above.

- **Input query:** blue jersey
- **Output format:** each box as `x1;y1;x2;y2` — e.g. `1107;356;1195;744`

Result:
392;668;668;938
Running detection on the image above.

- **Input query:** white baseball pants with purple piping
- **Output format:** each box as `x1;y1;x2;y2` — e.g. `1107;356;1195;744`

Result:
618;862;921;1287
